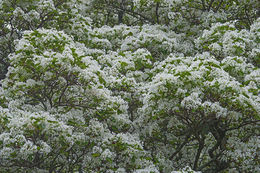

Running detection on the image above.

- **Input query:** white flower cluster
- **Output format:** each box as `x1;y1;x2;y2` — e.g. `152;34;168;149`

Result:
0;0;259;172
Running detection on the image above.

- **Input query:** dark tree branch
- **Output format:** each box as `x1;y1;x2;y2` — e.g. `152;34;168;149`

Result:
170;134;191;160
155;2;160;24
215;0;224;12
207;0;215;11
193;136;205;170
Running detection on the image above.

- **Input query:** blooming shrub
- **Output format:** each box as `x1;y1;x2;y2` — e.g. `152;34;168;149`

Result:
0;0;259;172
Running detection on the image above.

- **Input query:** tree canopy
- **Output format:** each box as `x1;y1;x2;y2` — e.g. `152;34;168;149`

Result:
0;0;259;172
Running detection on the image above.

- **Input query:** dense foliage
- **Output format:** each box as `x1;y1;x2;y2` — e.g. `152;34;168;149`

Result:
0;0;259;172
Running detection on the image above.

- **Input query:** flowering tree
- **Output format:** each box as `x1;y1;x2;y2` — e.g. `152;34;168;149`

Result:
0;0;259;172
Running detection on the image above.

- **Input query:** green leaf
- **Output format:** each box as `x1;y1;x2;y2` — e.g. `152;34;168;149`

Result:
92;153;100;157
